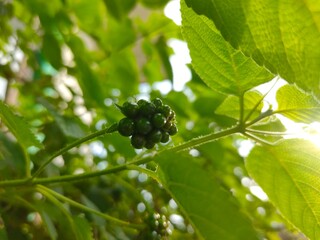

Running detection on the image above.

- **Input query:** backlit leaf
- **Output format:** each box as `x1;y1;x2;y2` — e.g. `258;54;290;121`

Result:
185;0;320;96
157;152;258;240
246;139;320;240
276;84;320;123
215;91;264;121
181;1;273;96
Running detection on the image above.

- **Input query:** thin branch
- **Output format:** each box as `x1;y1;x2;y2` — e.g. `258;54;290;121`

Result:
36;186;79;237
0;125;241;187
242;132;276;146
239;92;245;125
245;109;275;128
126;165;159;181
38;185;144;229
167;125;241;153
23;148;32;178
31;123;118;179
243;79;279;123
246;128;295;136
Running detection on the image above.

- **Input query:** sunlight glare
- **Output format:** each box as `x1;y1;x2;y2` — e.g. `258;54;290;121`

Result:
164;0;181;25
255;78;320;148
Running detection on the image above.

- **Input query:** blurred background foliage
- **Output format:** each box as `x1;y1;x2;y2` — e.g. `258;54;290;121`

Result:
0;0;306;239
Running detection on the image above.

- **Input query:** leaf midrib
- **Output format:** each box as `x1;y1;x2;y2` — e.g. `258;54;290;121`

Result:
268;147;320;239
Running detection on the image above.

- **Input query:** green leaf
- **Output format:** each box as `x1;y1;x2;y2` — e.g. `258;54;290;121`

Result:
0;221;8;240
246;139;320;240
276;84;320;123
40;99;87;139
155;36;173;81
249;117;286;143
181;1;273;96
136;11;178;38
0;133;26;179
103;0;136;20
74;57;105;107
0;101;42;148
100;50;139;98
40;211;58;240
73;216;93;240
42;33;62;69
215;91;264;121
185;0;320;96
71;0;105;34
141;0;169;9
24;0;62;17
101;18;136;52
157;152;258;240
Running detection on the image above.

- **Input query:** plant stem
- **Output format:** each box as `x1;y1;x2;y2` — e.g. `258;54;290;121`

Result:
37;186;79;237
239;93;245;125
167;125;242;153
126;165;159;181
243;79;278;123
245;109;274;127
37;185;144;229
246;128;295;136
0;125;241;187
33;126;240;185
0;178;30;187
243;132;276;146
23;148;31;178
31;123;118;179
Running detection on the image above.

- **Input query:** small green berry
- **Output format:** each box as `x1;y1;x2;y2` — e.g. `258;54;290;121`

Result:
145;140;156;149
160;131;170;143
152;98;163;108
131;134;146;149
159;105;171;118
152;113;166;128
118;118;134;136
137;99;148;106
138;100;156;117
147;129;162;143
121;102;139;118
168;124;178;136
167;109;176;121
162;120;173;131
135;118;152;134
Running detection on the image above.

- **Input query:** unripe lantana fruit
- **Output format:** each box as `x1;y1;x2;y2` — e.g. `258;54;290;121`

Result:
117;98;177;149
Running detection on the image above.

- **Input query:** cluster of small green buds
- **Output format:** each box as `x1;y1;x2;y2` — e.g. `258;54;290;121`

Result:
116;98;177;149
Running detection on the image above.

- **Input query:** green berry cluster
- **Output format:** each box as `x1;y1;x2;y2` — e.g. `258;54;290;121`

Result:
138;213;170;239
117;98;177;149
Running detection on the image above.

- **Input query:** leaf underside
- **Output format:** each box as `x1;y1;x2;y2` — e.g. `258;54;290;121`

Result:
157;152;258;240
276;84;320;123
185;0;320;96
246;139;320;240
181;0;273;96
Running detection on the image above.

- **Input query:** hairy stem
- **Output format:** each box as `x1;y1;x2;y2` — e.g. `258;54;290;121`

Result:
31;123;118;179
0;125;241;187
167;125;241;153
